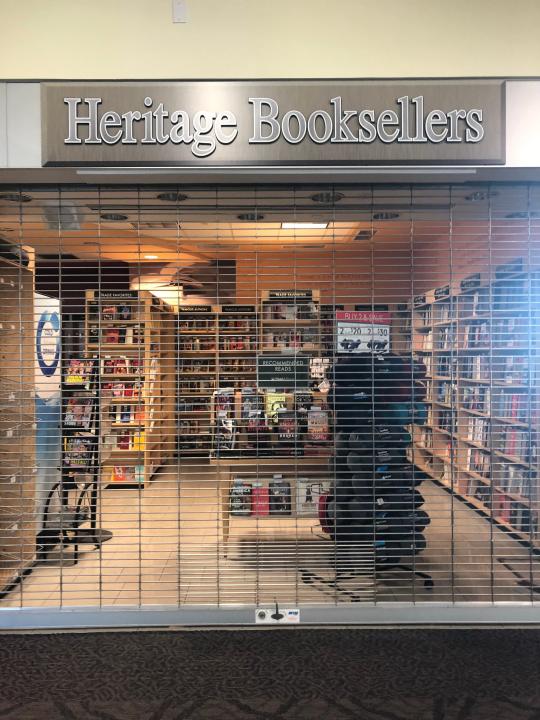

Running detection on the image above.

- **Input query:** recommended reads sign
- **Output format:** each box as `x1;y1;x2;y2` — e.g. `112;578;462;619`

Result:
41;80;505;166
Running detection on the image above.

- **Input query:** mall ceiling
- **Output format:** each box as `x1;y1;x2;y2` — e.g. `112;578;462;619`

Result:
0;185;538;263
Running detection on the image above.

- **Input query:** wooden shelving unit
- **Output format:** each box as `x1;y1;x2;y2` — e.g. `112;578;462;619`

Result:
0;256;36;588
177;305;218;455
260;289;321;353
85;290;175;487
411;261;540;544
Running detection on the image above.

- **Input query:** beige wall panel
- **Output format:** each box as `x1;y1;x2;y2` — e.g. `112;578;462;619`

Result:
1;0;540;80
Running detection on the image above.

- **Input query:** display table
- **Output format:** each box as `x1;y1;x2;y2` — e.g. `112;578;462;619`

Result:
209;455;331;557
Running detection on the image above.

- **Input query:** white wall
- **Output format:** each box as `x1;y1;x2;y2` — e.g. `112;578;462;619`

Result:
1;0;540;80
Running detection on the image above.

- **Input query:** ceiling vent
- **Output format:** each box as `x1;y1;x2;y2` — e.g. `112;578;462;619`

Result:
42;201;84;231
311;190;345;205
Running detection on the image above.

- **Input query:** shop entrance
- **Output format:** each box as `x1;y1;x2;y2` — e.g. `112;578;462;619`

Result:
0;183;539;622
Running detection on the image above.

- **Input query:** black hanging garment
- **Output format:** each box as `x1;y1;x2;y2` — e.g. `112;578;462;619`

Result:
327;353;429;572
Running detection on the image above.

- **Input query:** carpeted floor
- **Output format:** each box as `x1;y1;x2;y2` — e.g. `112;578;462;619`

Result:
1;628;540;719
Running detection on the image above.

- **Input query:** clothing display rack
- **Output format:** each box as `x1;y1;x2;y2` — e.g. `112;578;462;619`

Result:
325;352;432;588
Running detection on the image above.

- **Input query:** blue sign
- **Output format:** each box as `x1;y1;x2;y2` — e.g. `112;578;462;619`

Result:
36;310;60;377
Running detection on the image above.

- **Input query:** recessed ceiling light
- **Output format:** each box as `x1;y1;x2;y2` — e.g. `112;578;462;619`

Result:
372;212;400;221
100;213;128;222
464;190;499;202
144;254;159;260
156;192;189;203
0;192;32;203
311;190;345;205
237;211;265;221
281;222;328;230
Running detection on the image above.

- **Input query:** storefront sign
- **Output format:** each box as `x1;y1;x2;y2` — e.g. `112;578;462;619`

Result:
41;80;505;166
336;310;391;354
257;356;310;388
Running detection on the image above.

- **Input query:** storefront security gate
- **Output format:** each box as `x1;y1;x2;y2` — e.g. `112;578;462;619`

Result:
0;183;540;628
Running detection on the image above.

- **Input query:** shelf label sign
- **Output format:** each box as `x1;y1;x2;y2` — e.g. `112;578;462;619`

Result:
268;290;313;301
336;310;391;354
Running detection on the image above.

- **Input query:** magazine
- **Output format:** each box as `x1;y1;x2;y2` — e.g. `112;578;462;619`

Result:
63;436;94;468
307;408;329;442
64;397;94;430
65;358;95;387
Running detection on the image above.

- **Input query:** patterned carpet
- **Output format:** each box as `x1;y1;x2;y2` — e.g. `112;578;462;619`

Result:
0;628;539;719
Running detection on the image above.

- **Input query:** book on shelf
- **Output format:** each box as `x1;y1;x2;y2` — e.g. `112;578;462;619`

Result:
493;316;528;348
418;427;433;450
499;427;535;461
500;356;529;385
461;354;489;381
307;408;329;442
466;447;490;477
493;463;532;496
110;465;144;483
436;381;456;405
434;301;452;324
296;477;331;517
102;381;142;399
65;358;96;387
269;476;292;515
252;481;270;516
416;306;432;327
214;414;236;451
262;327;319;350
462;385;491;414
229;478;252;515
108;404;145;425
493;391;528;423
466;415;490;445
219;334;253;351
436;355;457;378
464;321;489;349
277;410;297;444
265;392;287;424
63;435;94;468
64;397;94;430
263;301;318;321
102;356;144;376
436;326;456;350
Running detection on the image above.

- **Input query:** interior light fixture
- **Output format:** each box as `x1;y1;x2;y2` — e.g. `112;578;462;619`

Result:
281;222;328;230
100;213;128;222
0;193;33;203
156;192;189;203
144;254;159;260
372;212;400;221
237;212;265;221
311;191;345;205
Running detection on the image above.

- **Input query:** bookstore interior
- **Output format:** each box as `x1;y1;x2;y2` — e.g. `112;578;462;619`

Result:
0;183;540;610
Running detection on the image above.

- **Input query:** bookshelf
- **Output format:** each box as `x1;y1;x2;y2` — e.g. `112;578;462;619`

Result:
85;290;175;487
260;289;321;353
177;305;218;455
411;260;540;544
0;257;36;589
